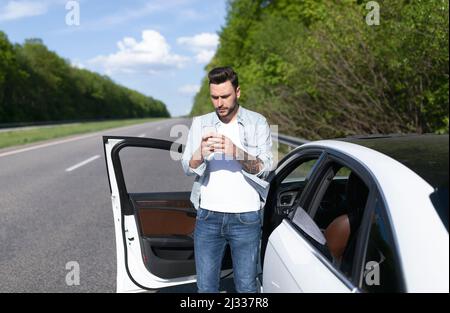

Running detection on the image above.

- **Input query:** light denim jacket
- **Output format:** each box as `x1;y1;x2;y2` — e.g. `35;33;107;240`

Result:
181;106;273;210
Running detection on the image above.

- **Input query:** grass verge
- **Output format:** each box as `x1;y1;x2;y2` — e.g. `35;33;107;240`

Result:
0;118;166;149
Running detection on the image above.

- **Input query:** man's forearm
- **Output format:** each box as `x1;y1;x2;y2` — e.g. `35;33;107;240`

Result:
189;147;203;169
235;147;262;174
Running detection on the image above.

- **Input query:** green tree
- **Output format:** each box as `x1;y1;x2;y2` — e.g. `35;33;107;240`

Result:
0;31;170;123
191;0;449;138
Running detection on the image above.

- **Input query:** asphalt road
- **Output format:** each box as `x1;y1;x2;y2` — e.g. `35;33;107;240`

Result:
0;118;198;293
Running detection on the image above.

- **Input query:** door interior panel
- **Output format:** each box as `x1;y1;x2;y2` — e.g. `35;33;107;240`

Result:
129;192;197;278
106;137;234;284
141;237;196;279
129;192;232;279
138;209;195;236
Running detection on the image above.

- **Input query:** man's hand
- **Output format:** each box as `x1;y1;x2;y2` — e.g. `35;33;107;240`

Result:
207;134;262;174
201;133;217;159
189;133;216;169
206;134;236;157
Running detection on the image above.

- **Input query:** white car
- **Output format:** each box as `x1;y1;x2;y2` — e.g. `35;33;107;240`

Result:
103;133;449;293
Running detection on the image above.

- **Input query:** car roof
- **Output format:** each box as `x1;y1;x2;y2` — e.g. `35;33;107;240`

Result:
336;134;449;190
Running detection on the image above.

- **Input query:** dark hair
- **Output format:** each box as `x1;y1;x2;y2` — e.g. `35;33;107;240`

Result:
208;67;239;90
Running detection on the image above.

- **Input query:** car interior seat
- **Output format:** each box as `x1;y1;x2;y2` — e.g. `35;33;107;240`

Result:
325;172;369;267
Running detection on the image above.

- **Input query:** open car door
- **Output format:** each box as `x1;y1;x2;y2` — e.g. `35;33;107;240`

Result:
103;136;232;293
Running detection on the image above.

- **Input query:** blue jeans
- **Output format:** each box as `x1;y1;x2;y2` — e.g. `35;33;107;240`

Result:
194;208;262;293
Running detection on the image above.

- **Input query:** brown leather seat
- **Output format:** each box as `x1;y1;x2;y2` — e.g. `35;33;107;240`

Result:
325;214;351;261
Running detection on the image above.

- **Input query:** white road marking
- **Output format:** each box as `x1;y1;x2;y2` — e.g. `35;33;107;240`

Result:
138;133;146;137
65;155;100;172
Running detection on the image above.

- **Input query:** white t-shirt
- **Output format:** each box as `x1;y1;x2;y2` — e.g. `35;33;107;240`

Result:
200;119;260;213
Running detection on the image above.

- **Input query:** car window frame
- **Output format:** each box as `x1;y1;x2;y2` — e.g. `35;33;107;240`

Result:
287;148;379;288
272;148;325;182
271;149;326;207
355;191;406;292
261;148;327;266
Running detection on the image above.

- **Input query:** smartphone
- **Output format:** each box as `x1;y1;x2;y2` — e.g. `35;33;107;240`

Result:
202;125;217;137
202;125;217;161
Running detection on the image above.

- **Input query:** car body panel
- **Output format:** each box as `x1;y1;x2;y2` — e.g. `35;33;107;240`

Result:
263;220;353;293
300;140;449;292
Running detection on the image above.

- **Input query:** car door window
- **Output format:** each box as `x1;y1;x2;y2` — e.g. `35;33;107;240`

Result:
281;159;318;184
313;166;351;229
360;199;404;292
119;146;193;193
275;157;319;216
307;163;370;281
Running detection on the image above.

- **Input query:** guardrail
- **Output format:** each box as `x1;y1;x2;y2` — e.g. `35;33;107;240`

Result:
273;133;310;148
1;117;310;149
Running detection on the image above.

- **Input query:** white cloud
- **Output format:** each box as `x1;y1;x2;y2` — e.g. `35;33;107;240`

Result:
195;50;216;64
177;32;219;50
71;59;85;69
178;84;200;95
89;30;189;74
177;32;219;64
0;1;48;21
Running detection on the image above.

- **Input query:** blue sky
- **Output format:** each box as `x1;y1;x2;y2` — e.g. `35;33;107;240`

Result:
0;0;227;117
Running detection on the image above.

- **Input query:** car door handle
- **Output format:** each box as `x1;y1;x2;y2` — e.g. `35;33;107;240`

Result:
277;191;298;207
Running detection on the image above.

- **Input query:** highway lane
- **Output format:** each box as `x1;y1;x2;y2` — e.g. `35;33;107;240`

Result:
0;118;195;292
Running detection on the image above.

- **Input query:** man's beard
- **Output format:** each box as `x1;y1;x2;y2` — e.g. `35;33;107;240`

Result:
217;101;238;119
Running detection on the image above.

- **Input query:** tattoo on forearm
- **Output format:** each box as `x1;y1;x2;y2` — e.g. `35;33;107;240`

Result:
236;148;262;174
240;159;262;174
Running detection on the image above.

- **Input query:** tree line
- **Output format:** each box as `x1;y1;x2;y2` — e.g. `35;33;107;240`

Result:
192;0;449;139
0;32;170;124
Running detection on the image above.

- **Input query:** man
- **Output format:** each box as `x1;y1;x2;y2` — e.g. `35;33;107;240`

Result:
181;67;273;293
